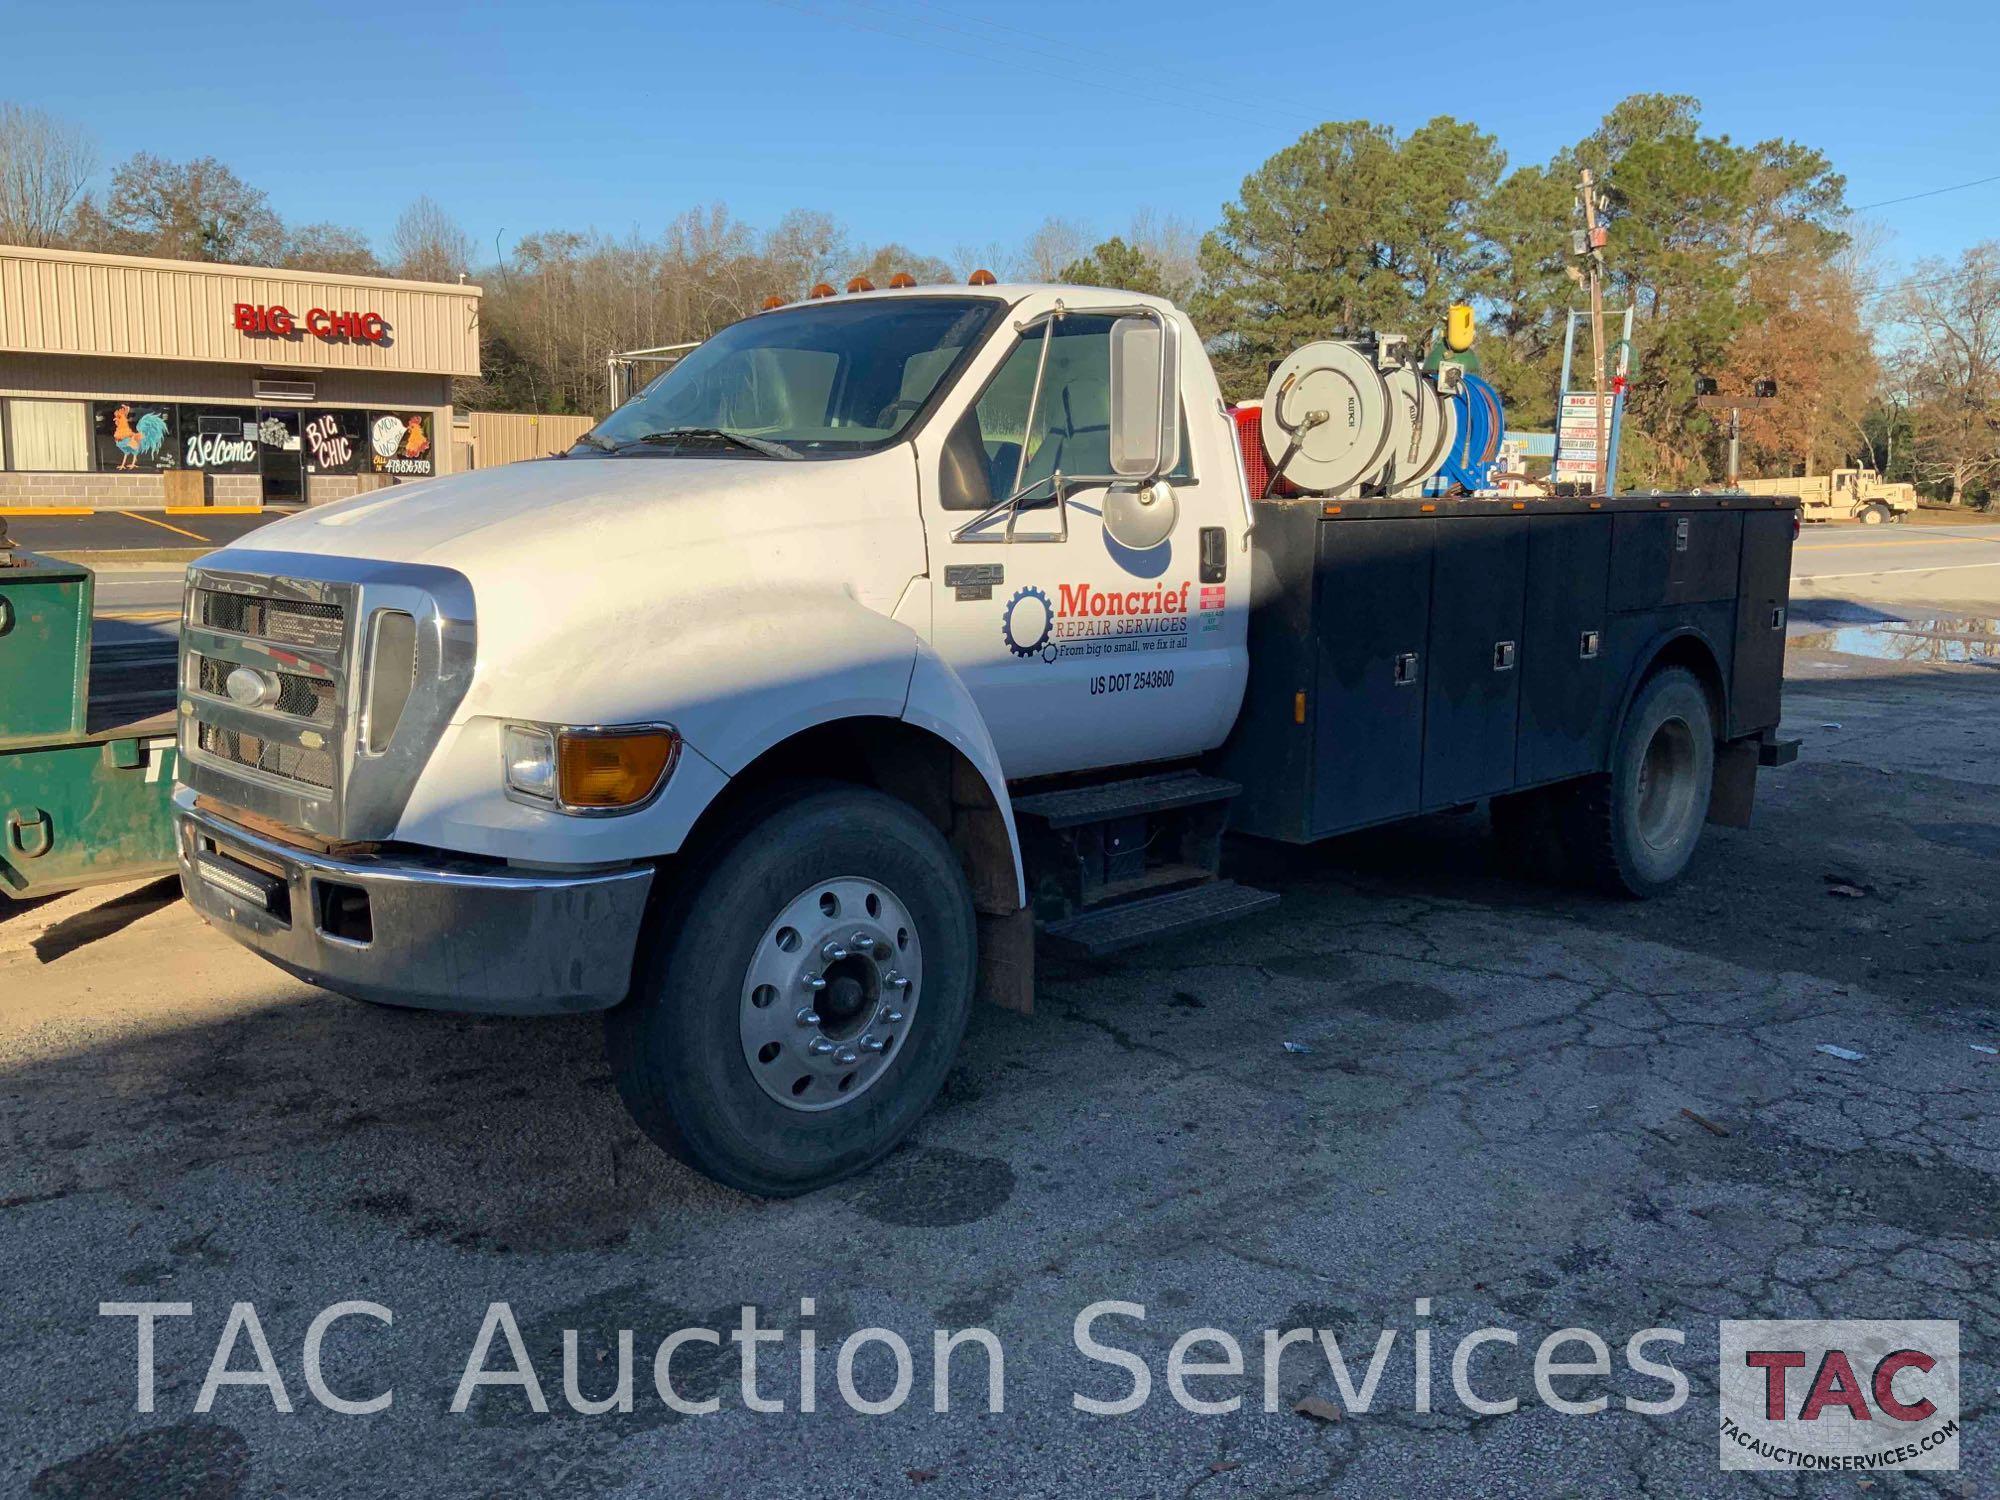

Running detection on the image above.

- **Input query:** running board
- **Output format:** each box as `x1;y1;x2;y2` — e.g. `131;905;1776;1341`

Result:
1041;880;1279;957
1011;770;1242;829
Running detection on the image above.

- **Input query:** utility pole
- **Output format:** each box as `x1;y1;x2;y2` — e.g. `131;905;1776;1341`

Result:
1579;168;1609;492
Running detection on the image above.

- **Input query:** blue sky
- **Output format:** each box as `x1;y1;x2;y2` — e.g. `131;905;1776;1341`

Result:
6;0;1997;279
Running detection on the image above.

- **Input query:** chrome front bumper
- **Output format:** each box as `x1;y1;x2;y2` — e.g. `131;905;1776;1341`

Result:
174;788;653;1015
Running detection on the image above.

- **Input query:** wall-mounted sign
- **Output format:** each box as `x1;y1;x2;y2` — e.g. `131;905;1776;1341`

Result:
369;411;434;478
93;401;177;471
233;303;389;344
181;407;261;473
302;409;367;475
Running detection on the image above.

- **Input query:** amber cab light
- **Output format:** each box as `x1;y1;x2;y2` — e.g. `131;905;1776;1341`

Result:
761;294;785;310
556;727;680;810
808;282;835;299
847;275;875;293
968;268;997;286
888;272;916;288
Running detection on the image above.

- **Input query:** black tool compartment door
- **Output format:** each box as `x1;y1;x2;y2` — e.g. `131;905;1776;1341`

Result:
1311;518;1433;834
1731;509;1793;735
1517;513;1614;784
1421;515;1528;807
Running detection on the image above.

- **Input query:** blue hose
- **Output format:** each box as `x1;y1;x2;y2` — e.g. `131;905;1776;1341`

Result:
1432;374;1505;494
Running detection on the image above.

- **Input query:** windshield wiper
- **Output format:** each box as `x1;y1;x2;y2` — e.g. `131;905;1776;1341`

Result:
623;427;803;460
569;431;617;452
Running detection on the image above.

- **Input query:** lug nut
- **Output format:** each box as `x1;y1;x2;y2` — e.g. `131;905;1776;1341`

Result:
877;1006;904;1024
808;1037;836;1056
801;974;827;992
796;1008;821;1027
835;1047;859;1066
820;941;848;962
851;931;872;951
859;1034;885;1054
885;971;910;990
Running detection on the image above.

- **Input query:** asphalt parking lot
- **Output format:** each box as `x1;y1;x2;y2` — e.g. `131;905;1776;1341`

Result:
3;523;1996;1497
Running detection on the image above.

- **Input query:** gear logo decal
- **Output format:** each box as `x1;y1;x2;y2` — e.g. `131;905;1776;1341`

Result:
1002;585;1056;661
1000;581;1196;665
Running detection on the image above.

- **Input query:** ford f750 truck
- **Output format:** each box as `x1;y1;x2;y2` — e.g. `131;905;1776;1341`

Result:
173;281;1800;1195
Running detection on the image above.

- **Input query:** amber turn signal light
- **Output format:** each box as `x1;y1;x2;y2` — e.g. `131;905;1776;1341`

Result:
556;728;680;810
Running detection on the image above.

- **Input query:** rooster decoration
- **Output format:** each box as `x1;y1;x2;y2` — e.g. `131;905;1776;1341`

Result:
112;404;170;470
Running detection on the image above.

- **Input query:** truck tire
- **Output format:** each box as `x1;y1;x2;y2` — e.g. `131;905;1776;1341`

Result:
606;784;976;1197
1859;502;1888;525
1569;667;1716;897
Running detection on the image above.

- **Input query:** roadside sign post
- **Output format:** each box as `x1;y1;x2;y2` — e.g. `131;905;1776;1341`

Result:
1553;306;1635;493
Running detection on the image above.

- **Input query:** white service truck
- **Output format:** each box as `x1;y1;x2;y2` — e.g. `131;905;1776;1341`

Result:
174;282;1799;1195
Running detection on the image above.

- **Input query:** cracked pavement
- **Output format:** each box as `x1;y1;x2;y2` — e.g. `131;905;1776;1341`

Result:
3;607;1996;1498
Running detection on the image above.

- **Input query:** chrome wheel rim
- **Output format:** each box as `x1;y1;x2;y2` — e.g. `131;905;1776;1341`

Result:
1636;715;1697;851
740;876;922;1113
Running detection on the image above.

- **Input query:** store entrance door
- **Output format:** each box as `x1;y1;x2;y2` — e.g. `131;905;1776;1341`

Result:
258;408;304;507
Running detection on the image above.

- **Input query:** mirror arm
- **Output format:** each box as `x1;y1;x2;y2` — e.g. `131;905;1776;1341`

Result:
1011;301;1063;498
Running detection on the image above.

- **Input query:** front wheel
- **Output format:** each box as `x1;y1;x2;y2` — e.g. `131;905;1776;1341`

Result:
1570;667;1716;897
1859;503;1889;525
606;785;976;1197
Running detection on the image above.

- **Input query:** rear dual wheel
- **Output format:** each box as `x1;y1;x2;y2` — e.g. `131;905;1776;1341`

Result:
1493;666;1716;898
606;785;975;1197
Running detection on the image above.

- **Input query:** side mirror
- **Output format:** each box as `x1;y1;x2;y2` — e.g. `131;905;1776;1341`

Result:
1108;314;1181;479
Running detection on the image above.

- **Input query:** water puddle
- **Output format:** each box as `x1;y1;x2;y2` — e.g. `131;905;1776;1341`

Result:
1791;617;2000;664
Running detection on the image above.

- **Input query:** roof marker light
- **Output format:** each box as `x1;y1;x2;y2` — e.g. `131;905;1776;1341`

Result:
968;268;997;286
808;282;835;299
888;272;916;289
847;275;875;293
761;295;785;310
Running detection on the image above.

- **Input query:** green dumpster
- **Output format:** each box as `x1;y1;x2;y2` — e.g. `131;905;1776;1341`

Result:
0;539;182;898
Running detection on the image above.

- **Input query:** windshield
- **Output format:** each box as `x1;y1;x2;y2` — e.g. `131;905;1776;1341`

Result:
581;296;1005;458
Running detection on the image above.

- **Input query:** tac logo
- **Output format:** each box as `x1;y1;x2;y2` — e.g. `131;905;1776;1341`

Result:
1718;1319;1959;1471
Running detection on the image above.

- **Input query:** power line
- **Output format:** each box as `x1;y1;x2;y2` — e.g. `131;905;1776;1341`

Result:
1852;171;2000;213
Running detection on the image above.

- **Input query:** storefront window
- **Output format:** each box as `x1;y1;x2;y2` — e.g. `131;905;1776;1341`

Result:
4;399;90;471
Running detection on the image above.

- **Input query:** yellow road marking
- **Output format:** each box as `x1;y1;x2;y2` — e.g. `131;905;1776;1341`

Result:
119;510;209;541
1795;534;1996;550
166;506;263;515
0;506;94;516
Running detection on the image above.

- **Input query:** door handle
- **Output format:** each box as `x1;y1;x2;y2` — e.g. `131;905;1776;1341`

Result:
7;808;52;859
1492;641;1516;671
1393;652;1420;686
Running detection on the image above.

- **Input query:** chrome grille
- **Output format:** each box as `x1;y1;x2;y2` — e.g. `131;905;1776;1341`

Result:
195;588;346;652
197;722;336;789
193;652;336;725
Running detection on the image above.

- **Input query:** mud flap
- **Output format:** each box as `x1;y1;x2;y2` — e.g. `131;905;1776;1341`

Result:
1707;739;1759;828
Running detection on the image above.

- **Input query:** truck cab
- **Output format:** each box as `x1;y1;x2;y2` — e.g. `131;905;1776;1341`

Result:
174;281;1797;1195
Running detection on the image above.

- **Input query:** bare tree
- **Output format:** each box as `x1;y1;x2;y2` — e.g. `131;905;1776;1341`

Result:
283;222;381;276
78;153;284;263
763;209;849;296
1126;206;1200;301
0;103;96;247
1018;216;1091;282
392;195;474;282
1888;243;2000;504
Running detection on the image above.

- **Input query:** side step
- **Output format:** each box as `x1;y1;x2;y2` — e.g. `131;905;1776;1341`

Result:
1042;879;1279;957
1011;770;1241;829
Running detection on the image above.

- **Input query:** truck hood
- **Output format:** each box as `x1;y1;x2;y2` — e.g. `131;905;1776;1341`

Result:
227;455;833;569
206;448;931;740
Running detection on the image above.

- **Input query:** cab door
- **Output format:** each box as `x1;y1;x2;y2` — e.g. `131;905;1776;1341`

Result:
913;299;1247;780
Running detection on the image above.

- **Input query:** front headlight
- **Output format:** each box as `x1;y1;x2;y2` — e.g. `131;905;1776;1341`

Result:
502;722;679;814
502;724;558;802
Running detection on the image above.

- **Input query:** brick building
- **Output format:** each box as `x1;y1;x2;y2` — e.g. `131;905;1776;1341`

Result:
0;244;480;510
